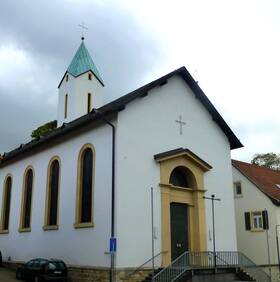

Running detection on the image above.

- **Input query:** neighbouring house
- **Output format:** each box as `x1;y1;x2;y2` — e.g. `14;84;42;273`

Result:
232;160;280;267
0;37;243;281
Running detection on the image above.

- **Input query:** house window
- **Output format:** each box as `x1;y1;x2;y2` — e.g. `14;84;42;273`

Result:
251;211;263;230
75;144;95;228
244;210;269;231
88;73;92;80
66;74;69;82
234;182;242;197
1;175;12;232
44;157;60;230
87;93;92;113
20;167;34;232
64;94;68;119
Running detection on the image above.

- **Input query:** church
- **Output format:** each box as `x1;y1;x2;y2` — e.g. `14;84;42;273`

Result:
0;38;243;281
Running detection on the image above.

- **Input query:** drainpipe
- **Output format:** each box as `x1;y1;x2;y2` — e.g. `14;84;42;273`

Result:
276;225;280;271
93;109;116;282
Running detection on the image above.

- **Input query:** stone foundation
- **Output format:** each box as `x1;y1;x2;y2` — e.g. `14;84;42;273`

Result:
68;267;109;282
3;261;152;282
68;266;152;282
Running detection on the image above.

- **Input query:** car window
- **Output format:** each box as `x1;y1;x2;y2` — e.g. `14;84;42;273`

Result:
26;260;34;267
39;260;48;266
33;260;42;268
48;262;65;270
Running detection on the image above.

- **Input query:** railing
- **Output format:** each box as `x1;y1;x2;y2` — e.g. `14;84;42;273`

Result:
153;252;191;282
152;251;271;282
124;251;164;281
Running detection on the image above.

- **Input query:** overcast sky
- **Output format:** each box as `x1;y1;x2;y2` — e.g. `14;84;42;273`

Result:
0;0;279;162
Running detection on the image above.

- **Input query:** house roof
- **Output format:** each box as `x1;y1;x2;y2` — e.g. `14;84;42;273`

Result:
0;66;242;168
59;40;104;87
232;159;280;205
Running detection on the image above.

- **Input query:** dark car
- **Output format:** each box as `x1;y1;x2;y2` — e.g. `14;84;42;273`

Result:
16;258;68;281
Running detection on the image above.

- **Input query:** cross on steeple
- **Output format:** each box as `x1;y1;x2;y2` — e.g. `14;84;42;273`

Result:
175;115;186;135
78;22;88;40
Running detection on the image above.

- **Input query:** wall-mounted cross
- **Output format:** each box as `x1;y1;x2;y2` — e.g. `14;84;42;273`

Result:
78;22;89;40
175;115;186;135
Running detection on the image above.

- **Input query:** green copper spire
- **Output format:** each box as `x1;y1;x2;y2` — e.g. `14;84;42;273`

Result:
67;40;104;84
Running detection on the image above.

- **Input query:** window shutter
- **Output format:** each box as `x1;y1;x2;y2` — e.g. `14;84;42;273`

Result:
245;212;251;230
262;210;269;230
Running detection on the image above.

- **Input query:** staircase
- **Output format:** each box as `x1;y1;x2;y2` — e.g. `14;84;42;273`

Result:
141;251;271;282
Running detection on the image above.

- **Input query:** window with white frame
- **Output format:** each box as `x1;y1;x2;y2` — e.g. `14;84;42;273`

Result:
251;211;263;230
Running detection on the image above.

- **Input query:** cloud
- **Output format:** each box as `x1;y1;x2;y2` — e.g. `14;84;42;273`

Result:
0;0;164;152
0;0;280;162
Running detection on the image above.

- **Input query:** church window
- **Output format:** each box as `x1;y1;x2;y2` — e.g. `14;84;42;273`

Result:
169;166;197;188
66;74;69;82
87;93;92;113
88;73;92;80
20;167;34;231
1;175;12;232
64;94;68;119
44;157;60;230
75;144;95;228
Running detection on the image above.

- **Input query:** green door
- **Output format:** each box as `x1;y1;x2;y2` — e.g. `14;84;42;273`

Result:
170;203;188;261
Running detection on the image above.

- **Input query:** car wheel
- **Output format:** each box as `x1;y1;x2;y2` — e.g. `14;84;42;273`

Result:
16;270;22;280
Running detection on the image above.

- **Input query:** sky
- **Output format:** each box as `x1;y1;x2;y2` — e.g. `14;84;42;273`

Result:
0;0;280;162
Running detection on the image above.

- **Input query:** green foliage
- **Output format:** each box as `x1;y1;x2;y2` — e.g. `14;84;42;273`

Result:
251;153;280;170
31;120;57;139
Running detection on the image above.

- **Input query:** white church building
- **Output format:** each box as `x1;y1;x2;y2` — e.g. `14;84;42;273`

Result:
0;39;243;281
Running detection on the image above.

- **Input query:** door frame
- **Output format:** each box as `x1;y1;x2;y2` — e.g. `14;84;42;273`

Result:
155;150;211;266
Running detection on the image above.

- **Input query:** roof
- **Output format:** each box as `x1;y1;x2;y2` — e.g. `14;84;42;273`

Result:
65;40;103;84
232;159;280;205
0;66;242;167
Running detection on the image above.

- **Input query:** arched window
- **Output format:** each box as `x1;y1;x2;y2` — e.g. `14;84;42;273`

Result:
1;175;12;232
169;166;197;188
20;167;34;231
44;157;60;230
75;144;95;228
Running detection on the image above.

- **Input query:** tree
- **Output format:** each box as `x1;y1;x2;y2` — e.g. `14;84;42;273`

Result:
251;153;280;170
31;120;57;139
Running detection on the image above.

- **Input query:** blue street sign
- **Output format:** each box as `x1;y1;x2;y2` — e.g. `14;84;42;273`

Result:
110;237;117;253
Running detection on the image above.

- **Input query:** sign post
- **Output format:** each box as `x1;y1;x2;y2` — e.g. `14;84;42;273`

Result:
203;194;221;269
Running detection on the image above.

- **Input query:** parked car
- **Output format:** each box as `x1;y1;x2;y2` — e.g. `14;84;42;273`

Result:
16;258;68;281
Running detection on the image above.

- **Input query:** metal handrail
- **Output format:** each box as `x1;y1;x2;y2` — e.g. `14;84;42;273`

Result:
152;251;271;282
153;251;191;282
125;251;164;279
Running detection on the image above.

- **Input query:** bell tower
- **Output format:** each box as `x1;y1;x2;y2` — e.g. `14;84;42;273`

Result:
57;38;104;126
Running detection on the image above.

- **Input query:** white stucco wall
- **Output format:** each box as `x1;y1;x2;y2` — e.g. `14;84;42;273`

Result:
233;166;280;265
0;124;112;267
115;75;238;268
57;72;104;126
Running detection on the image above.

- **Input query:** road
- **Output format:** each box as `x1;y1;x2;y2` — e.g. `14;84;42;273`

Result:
0;267;17;282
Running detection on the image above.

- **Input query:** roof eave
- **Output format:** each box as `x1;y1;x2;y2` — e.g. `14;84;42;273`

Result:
232;162;280;206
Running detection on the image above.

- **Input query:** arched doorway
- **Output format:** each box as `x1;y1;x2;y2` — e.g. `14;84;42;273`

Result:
169;166;197;260
154;148;212;265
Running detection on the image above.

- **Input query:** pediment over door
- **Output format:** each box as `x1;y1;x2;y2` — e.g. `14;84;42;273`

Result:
154;147;212;190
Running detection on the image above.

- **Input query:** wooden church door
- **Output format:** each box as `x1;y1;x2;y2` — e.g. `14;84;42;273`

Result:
170;203;189;261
